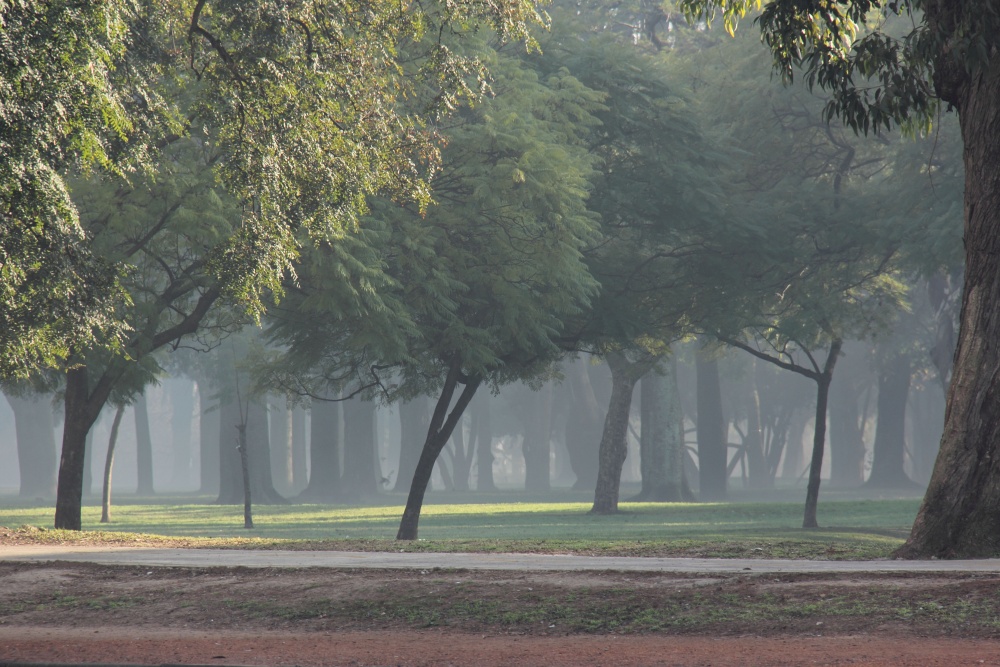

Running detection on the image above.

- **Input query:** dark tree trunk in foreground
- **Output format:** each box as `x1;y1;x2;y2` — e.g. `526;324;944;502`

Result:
134;393;155;495
696;352;727;500
297;394;342;501
897;43;1000;558
591;353;648;514
394;397;429;493
397;361;480;540
802;339;842;529
867;352;916;489
5;392;58;498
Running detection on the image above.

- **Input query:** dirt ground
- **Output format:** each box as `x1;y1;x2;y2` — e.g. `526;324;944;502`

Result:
2;562;1000;666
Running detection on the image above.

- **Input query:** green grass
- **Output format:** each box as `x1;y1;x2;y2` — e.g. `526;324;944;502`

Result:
0;488;920;559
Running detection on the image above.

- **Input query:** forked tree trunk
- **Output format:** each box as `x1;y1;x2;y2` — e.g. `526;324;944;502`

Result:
397;362;481;540
591;353;649;514
898;51;1000;558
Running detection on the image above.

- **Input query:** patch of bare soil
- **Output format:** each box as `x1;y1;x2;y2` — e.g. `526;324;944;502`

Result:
2;562;1000;666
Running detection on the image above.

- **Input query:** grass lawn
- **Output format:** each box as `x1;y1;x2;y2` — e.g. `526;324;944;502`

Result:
0;486;922;559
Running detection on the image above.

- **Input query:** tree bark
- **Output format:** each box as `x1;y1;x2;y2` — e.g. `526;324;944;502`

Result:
695;352;727;500
802;339;843;529
397;362;480;540
5;391;58;498
866;351;916;489
591;353;647;514
897;6;1000;559
134;392;155;496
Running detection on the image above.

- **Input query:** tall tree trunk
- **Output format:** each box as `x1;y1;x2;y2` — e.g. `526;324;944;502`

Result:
291;405;307;492
297;394;342;501
342;396;378;500
100;406;125;524
268;396;293;495
198;380;220;495
695;352;727;500
523;382;554;492
564;357;604;490
216;393;244;503
168;378;196;490
393;397;429;493
397;361;480;540
743;366;769;488
5;392;58;498
134;392;155;496
449;416;473;492
802;338;843;529
867;352;916;488
591;353;648;514
472;392;495;492
898;15;1000;558
635;354;693;501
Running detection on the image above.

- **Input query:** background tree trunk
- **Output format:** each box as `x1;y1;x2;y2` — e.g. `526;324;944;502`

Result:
695;352;727;500
268;396;293;495
828;356;868;487
168;377;196;490
291;405;308;493
564;357;605;490
472;392;495;491
523;382;553;492
134;393;154;496
342;396;378;500
5;392;58;498
100;406;125;524
867;352;916;489
394;397;429;493
802;339;842;529
198;380;220;495
297;395;342;501
635;354;693;501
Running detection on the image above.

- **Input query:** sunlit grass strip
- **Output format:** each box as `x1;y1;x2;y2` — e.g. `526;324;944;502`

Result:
0;497;918;559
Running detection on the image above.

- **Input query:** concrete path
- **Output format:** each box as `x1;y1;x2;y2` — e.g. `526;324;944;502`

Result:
2;545;1000;573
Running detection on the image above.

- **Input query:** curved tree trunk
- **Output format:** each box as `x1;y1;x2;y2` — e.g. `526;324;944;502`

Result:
590;353;648;514
100;406;125;524
898;52;1000;557
802;339;843;529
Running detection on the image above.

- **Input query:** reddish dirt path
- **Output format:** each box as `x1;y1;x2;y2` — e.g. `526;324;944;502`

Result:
3;628;999;666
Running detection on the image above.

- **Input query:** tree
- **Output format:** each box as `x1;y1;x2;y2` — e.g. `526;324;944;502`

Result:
681;0;992;556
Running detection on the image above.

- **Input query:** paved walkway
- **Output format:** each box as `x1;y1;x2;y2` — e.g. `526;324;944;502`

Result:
2;545;1000;573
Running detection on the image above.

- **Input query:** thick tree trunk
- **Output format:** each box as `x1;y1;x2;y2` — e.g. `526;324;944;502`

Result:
523;382;553;492
397;362;480;540
897;13;1000;559
564;357;604;490
5;392;58;498
54;367;110;530
472;392;496;491
695;352;727;500
134;393;155;496
867;352;916;489
802;339;842;529
297;394;342;501
591;353;647;514
342;396;378;500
